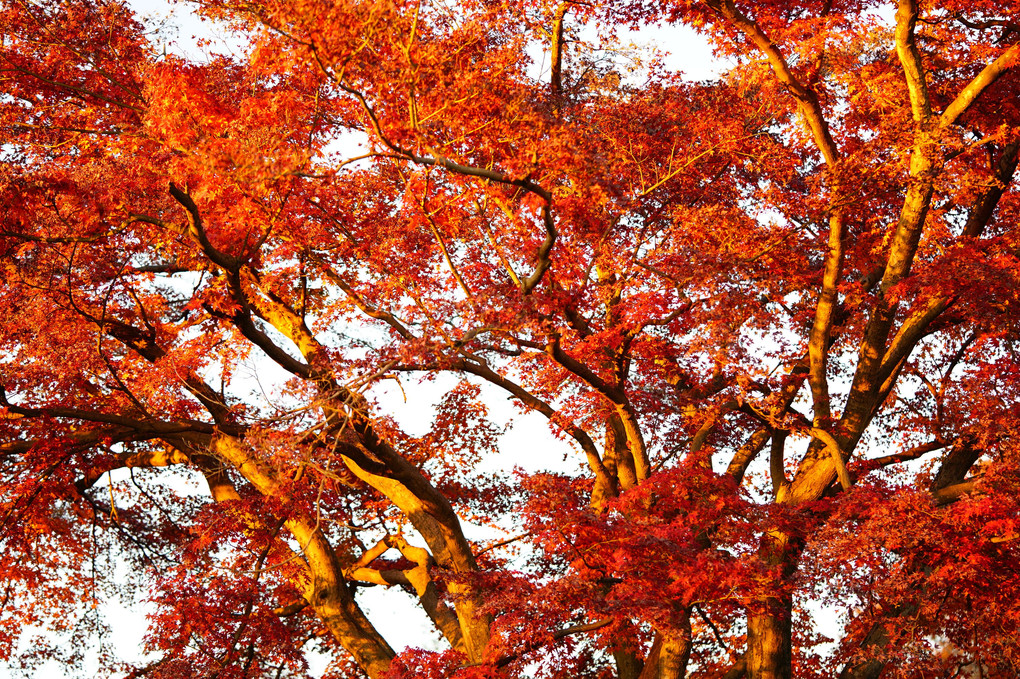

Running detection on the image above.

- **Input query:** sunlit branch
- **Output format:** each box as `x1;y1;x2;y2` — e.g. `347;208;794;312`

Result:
447;359;615;496
549;2;570;100
810;427;851;491
933;479;978;505
940;44;1020;128
208;433;398;671
707;0;845;424
77;446;191;490
895;0;933;123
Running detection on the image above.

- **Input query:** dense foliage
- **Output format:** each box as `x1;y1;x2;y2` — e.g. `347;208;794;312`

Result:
2;0;1019;677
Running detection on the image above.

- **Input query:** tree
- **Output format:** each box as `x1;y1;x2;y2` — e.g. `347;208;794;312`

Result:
2;0;1019;676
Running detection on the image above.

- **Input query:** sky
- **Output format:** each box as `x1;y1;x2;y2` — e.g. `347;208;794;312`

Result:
126;0;725;79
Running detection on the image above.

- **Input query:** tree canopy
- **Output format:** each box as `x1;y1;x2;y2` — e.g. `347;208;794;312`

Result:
2;0;1020;677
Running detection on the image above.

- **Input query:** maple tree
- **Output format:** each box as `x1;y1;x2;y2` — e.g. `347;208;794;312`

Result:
2;0;1020;676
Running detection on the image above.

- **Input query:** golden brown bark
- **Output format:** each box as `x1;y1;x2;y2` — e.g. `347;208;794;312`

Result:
340;452;491;661
346;534;467;652
210;256;495;662
746;603;791;679
207;434;396;678
550;2;569;98
637;620;693;679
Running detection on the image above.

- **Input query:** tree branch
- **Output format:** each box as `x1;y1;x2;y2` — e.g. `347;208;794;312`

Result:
941;44;1020;127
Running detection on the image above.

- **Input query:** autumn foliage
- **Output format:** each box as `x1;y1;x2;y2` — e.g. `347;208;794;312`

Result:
2;0;1020;676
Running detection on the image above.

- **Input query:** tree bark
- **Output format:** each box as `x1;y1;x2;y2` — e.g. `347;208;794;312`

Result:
746;599;791;679
745;527;793;679
208;434;396;678
638;617;693;679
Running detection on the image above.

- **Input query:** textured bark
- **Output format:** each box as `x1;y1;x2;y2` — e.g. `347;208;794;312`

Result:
613;646;643;679
635;617;693;679
656;627;693;679
210;254;494;662
746;600;792;679
208;435;396;678
340;452;491;662
932;441;982;492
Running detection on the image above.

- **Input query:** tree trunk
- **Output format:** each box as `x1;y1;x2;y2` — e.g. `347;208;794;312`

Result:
746;598;792;679
657;631;693;679
746;528;793;679
615;647;643;679
638;616;693;679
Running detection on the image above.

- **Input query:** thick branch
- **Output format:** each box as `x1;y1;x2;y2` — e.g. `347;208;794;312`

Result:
810;427;851;491
209;434;396;676
895;0;932;123
962;141;1020;238
941;44;1020;127
550;3;569;98
76;446;190;490
932;479;977;505
708;0;844;422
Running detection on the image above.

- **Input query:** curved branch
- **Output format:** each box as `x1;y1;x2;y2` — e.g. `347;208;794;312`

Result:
167;183;241;272
707;0;838;164
895;0;932;123
707;0;844;422
941;44;1020;128
809;427;852;491
453;359;615;495
521;204;557;293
